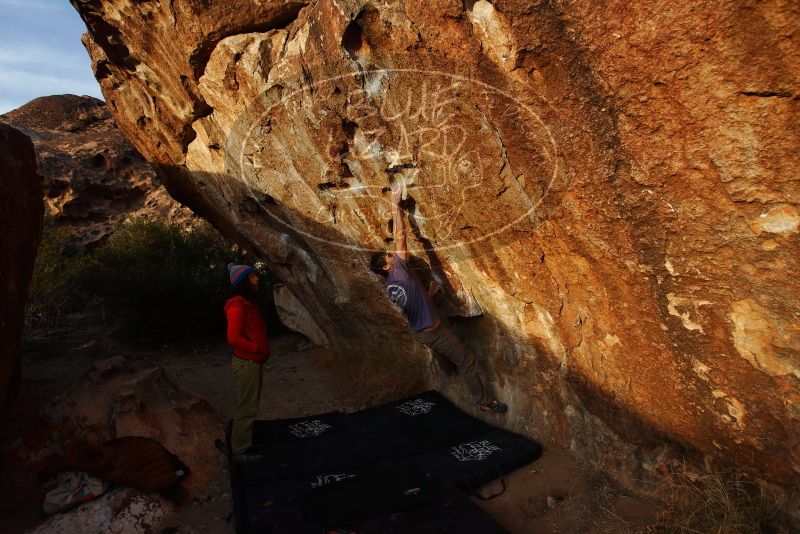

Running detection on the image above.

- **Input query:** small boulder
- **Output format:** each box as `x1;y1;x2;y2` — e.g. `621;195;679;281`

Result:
40;357;223;495
31;488;175;534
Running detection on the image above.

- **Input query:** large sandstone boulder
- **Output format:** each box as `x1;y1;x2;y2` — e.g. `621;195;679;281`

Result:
70;0;800;485
0;124;43;413
1;95;193;247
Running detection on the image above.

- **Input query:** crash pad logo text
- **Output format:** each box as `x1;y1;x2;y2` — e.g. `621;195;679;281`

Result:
450;440;501;462
289;419;333;438
396;398;436;416
310;473;357;488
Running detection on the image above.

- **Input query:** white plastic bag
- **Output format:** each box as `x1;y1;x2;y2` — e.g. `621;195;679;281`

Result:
42;471;109;514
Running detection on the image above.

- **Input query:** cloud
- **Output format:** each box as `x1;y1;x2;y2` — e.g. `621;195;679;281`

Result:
0;46;85;67
0;2;102;114
0;65;99;91
0;0;63;13
0;65;103;114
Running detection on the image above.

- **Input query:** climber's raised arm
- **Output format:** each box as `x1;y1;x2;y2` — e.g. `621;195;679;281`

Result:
391;186;409;261
370;185;507;415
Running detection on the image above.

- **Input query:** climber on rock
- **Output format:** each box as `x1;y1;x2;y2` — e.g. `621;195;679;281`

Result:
370;186;507;414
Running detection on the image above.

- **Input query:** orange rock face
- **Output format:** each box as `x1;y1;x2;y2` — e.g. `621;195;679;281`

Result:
0;124;43;413
71;0;800;484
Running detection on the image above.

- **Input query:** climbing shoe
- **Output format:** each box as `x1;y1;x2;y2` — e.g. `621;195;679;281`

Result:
233;449;265;464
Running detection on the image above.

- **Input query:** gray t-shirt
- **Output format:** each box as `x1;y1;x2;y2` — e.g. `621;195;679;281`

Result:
386;254;438;331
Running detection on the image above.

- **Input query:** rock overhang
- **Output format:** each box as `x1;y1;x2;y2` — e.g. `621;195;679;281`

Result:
70;0;800;485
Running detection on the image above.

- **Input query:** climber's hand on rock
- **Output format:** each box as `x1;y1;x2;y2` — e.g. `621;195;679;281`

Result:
391;185;403;207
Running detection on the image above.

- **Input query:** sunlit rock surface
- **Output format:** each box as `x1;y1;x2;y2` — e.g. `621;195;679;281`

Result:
1;95;193;246
71;0;800;484
0;124;43;413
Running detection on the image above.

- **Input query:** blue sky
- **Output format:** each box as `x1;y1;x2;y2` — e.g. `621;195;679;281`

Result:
0;0;103;114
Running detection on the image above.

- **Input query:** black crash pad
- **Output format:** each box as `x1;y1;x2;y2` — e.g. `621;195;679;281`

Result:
228;390;541;533
241;488;509;534
241;411;377;484
352;390;495;459
297;460;443;527
348;489;510;533
410;428;544;489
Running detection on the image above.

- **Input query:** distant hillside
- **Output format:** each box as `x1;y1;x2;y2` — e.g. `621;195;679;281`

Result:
1;95;193;246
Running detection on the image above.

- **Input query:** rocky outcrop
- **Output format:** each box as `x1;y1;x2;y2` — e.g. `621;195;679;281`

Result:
0;124;43;413
35;357;223;495
1;95;192;246
31;488;174;534
273;284;330;346
71;0;800;485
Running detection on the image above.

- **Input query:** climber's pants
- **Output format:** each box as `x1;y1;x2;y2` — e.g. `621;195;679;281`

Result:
231;357;263;454
413;322;491;405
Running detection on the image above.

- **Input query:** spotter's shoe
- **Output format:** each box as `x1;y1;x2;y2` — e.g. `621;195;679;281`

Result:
233;449;265;464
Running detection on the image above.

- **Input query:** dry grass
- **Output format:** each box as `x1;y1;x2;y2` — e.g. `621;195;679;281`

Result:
534;466;796;534
543;476;655;534
646;467;795;534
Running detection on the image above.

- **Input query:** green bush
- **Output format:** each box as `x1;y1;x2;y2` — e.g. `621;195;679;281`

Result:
27;218;280;343
26;218;89;325
78;218;253;341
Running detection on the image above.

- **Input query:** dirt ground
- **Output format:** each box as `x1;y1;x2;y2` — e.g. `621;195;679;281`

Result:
1;326;659;533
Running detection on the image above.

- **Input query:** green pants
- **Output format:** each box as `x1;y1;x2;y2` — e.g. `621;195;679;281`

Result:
413;321;491;406
231;357;263;454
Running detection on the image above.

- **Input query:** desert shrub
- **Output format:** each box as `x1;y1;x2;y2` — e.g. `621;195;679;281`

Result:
26;218;89;325
27;217;282;342
77;218;256;341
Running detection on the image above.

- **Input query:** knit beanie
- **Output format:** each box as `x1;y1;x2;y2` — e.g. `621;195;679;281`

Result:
228;263;254;288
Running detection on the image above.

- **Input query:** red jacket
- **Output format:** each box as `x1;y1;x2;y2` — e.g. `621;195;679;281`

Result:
224;295;269;363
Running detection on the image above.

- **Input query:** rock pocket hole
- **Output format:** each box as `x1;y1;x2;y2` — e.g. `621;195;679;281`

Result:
89;154;107;169
342;19;365;60
318;181;349;191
